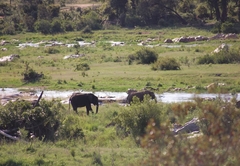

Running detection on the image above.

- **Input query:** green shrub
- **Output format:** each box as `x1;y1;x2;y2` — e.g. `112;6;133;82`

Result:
152;57;180;70
0;159;23;166
34;20;52;34
221;22;238;33
2;24;16;35
76;20;86;31
134;48;158;64
51;18;64;33
0;99;65;141
82;11;102;30
115;97;163;143
195;4;209;19
63;20;75;31
60;115;85;140
75;63;90;71
198;50;240;64
125;13;144;27
22;63;44;82
44;47;60;54
211;22;221;33
197;54;214;64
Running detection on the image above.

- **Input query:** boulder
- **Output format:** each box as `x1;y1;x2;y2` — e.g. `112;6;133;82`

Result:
174;118;200;134
213;43;229;53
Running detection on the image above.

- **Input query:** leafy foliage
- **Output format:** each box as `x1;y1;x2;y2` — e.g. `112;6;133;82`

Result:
221;21;238;33
115;96;163;142
140;99;240;165
22;63;44;82
0;99;65;141
132;48;158;64
75;63;90;71
152;57;181;70
197;50;240;64
51;19;64;33
60;115;85;140
34;19;52;34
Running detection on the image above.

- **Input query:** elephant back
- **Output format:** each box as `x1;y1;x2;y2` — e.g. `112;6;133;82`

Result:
69;92;82;101
127;90;155;104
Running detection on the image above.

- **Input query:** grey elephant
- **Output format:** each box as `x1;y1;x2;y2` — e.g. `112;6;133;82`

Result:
126;90;157;104
69;93;99;115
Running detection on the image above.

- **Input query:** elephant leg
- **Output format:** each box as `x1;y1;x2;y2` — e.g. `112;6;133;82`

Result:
74;108;78;114
72;106;78;114
86;105;93;115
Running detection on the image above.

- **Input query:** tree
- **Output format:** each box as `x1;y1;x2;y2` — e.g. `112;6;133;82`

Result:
205;0;229;22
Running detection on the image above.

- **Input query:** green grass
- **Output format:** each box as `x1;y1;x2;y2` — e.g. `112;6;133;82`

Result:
0;103;147;166
0;27;240;93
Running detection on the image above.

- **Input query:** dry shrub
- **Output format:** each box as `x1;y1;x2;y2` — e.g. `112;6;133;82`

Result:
139;100;240;166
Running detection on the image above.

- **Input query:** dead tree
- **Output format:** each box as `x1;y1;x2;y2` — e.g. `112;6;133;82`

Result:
32;91;44;108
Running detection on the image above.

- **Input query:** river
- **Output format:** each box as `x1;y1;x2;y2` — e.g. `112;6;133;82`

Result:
0;88;239;105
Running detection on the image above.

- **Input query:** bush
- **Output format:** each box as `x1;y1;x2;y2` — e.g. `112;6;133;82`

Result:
51;18;64;33
115;97;163;143
82;11;102;30
22;63;44;82
140;99;240;165
198;50;240;64
60;115;85;140
34;19;52;34
152;57;180;70
2;24;16;35
125;13;145;27
221;22;238;33
75;63;90;71
197;54;214;64
211;22;221;33
63;20;75;31
0;99;65;141
134;48;158;64
44;47;60;54
76;20;86;31
195;4;209;19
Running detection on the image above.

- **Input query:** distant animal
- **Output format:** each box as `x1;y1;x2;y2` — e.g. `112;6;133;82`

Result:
69;93;99;115
236;101;240;109
126;90;156;104
127;89;138;94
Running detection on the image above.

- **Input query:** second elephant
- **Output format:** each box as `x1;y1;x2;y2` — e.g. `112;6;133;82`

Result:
126;90;157;104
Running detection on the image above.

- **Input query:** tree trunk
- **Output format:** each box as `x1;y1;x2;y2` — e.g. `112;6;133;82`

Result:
238;1;240;21
220;0;228;22
213;0;221;21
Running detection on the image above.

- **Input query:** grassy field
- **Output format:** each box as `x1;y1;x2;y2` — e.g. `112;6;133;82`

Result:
1;27;240;93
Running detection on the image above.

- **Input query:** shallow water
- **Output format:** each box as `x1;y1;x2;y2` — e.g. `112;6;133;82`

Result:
1;88;239;104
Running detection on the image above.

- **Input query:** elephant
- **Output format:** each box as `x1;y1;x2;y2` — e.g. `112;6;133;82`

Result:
69;93;99;115
126;90;157;104
236;100;240;109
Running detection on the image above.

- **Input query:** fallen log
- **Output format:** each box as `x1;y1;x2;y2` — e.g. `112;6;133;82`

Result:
0;129;20;141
